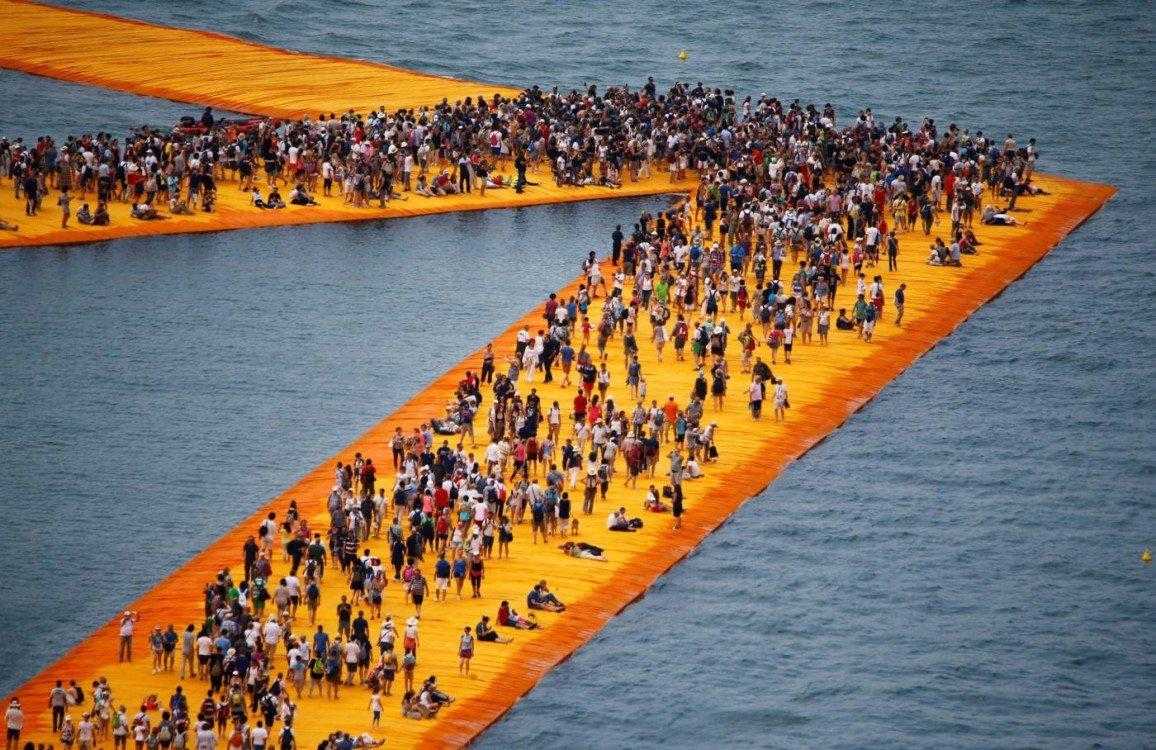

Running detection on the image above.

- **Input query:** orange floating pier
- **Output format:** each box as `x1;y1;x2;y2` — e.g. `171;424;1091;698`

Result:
0;167;696;250
0;2;1119;745
0;0;520;118
6;174;1114;748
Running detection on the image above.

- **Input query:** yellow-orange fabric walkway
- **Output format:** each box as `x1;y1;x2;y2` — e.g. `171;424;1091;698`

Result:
0;165;697;250
0;0;520;118
6;174;1114;749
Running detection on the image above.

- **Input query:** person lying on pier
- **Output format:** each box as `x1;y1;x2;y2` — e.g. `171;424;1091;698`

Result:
560;541;607;561
289;184;319;206
835;309;855;331
527;580;566;612
429;416;461;435
981;205;1019;226
497;600;539;629
169;196;192;215
475;615;513;643
0;218;18;231
76;203;93;224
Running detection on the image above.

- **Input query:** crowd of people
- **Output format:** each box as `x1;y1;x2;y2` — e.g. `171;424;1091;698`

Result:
4;77;1044;748
2;76;1038;240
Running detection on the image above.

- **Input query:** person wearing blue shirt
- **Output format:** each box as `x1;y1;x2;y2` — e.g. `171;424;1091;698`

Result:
729;241;747;273
313;625;329;658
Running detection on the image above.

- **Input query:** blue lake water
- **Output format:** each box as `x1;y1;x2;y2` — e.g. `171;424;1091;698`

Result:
1;1;1153;746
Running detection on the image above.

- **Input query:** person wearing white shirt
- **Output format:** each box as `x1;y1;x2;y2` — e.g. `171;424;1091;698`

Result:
250;722;268;750
195;722;217;750
262;618;282;653
5;699;24;750
118;610;139;663
343;640;360;685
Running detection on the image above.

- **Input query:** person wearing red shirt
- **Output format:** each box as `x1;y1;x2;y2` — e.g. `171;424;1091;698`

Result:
573;390;587;424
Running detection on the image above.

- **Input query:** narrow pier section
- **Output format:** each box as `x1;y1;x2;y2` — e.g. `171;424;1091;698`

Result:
0;0;520;118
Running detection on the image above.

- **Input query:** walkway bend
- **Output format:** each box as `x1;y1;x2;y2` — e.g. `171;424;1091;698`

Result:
5;174;1115;748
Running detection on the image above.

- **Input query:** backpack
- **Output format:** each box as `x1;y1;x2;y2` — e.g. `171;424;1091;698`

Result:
158;723;173;743
309;658;325;678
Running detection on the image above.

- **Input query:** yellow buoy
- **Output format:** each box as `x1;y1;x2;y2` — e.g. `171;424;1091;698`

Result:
1143;548;1152;564
678;49;689;62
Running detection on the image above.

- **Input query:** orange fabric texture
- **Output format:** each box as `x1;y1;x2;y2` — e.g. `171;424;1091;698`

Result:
5;174;1115;749
0;0;520;118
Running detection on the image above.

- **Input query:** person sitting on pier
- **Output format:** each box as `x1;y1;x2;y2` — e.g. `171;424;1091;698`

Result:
607;506;642;531
289;183;319;206
497;600;538;630
475;615;513;643
92;202;110;225
527;580;566;612
250;188;274;209
169;196;192;215
418;676;453;712
400;690;426;719
644;485;670;512
131;202;160;220
267;187;286;209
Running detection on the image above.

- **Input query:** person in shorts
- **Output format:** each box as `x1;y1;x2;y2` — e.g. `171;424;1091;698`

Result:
434;553;451;602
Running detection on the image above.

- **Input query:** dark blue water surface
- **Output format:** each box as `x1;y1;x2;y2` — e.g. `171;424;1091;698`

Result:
2;1;1154;747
